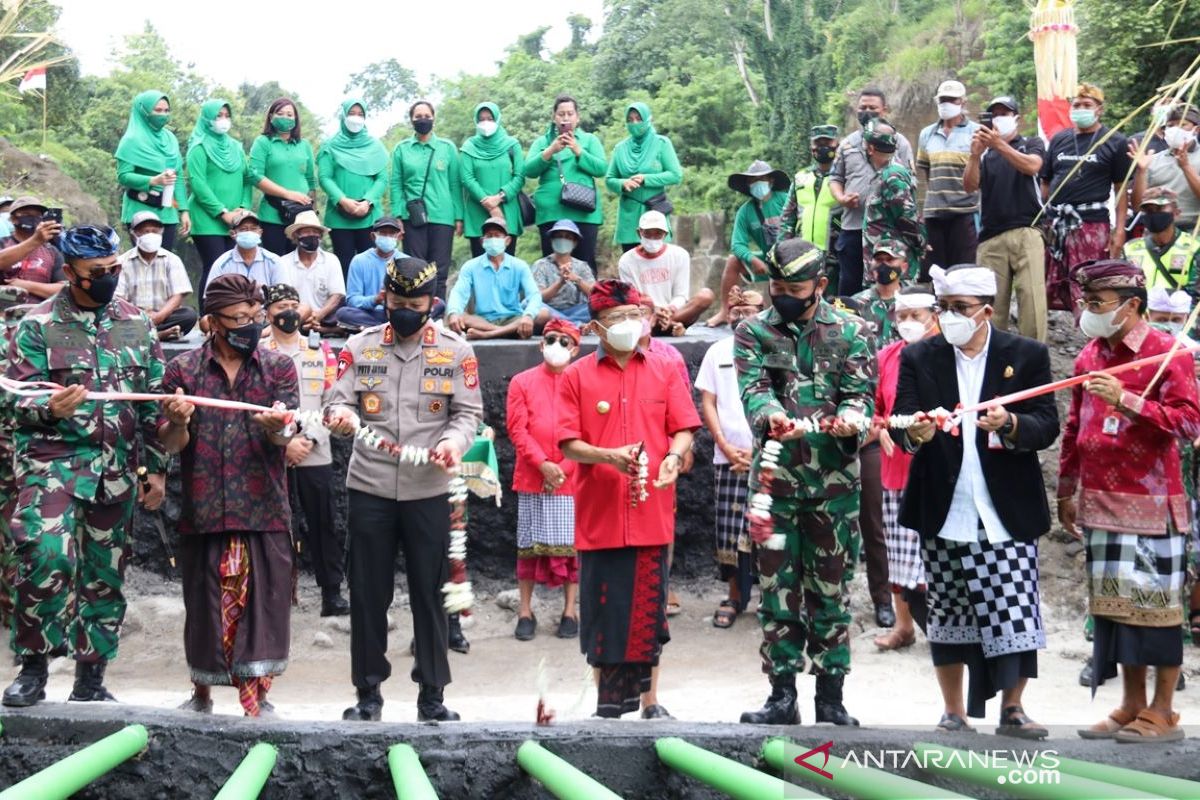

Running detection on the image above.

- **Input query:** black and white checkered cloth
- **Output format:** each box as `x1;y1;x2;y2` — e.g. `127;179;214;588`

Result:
883;489;924;589
923;535;1045;659
516;493;576;553
714;464;750;567
1085;527;1185;626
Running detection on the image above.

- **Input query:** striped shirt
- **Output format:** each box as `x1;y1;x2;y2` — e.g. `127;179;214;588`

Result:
116;246;192;310
916;119;980;217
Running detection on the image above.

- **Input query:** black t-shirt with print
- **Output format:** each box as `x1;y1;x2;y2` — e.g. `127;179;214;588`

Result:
979;135;1046;241
1040;125;1132;222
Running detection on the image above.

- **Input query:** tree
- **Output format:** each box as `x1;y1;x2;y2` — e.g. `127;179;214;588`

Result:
565;14;594;58
513;26;551;60
343;58;419;114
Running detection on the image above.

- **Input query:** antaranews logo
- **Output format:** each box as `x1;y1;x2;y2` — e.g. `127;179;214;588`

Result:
791;741;1062;787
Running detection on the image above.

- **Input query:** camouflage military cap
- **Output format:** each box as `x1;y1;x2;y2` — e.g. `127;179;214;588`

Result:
864;119;898;152
767;238;825;282
872;233;909;259
1141;187;1178;208
385;257;437;297
809;125;839;141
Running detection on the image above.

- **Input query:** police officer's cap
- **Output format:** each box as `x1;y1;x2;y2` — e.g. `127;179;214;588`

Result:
386;257;437;297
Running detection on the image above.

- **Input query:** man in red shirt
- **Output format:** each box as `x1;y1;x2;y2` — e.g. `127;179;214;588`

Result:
558;279;700;719
1059;258;1200;743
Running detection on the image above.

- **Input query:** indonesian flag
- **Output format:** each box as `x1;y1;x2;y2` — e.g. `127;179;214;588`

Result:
18;67;45;94
1029;0;1077;141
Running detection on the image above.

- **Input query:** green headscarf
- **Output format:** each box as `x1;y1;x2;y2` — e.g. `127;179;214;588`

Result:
114;90;181;172
317;98;388;177
460;102;519;161
613;101;660;175
187;99;243;173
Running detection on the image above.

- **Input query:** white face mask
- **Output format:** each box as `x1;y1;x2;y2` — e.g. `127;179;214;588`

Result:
543;341;571;368
937;101;961;121
897;319;929;343
640;237;665;254
476;120;498;137
344;115;366;134
1079;300;1127;339
211;117;232;135
993;115;1018;138
1165;126;1196;151
939;308;984;346
600;318;642;352
136;232;163;253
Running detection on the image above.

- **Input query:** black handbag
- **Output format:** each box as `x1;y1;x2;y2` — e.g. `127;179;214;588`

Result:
265;195;312;225
509;147;536;226
556;158;597;213
126;188;164;208
642;192;674;216
404;150;436;228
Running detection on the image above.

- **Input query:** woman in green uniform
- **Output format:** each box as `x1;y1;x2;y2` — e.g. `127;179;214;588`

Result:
115;90;190;251
186;99;252;287
605;102;682;251
317;98;387;277
460;102;524;258
524;94;607;269
250;97;316;256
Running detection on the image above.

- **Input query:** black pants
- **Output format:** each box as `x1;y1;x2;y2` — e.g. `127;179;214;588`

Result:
538;221;599;271
404;223;455;300
347;489;450;689
923;214;978;281
467;236;517;259
836;229;865;295
157;305;199;335
290;464;343;590
192;235;230;294
330;228;374;281
128;222;178;253
858;443;891;605
261;222;290;259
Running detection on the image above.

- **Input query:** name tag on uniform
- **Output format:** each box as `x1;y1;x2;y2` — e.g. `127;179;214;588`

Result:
1102;415;1121;436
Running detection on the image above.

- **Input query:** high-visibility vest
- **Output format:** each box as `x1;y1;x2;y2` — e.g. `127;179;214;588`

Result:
793;168;839;251
1124;232;1200;292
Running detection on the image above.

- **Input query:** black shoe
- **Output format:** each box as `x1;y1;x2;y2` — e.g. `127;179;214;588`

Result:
1178;671;1186;692
515;615;537;641
740;674;800;725
448;614;470;654
320;586;350;617
417;684;460;722
68;661;117;702
2;654;48;707
874;602;896;628
342;685;383;721
640;704;674;720
1078;656;1094;687
556;615;579;639
814;674;859;726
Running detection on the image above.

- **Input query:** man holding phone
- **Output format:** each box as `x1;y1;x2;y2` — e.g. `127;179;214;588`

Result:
0;196;66;303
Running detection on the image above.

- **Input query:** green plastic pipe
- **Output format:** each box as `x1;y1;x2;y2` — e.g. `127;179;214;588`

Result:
0;723;148;800
212;742;278;800
761;738;968;799
655;737;824;800
388;744;439;800
1037;752;1200;800
913;743;1168;800
516;741;621;800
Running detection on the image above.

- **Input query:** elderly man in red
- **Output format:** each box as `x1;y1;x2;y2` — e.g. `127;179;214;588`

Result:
1059;258;1200;744
558;279;700;719
507;318;583;642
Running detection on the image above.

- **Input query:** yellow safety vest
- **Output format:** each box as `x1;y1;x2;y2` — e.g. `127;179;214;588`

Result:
793;168;839;251
1124;232;1200;292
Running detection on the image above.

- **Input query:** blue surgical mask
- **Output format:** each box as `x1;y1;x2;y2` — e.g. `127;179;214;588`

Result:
1070;108;1097;129
482;237;507;257
235;231;261;250
550;237;575;255
749;181;772;200
375;235;397;254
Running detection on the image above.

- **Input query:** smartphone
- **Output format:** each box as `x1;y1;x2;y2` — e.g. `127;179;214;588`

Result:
979;112;993;130
43;207;63;224
558;122;574;135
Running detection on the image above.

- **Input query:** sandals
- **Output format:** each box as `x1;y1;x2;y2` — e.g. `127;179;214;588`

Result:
1114;708;1185;744
995;705;1049;740
936;712;976;733
713;600;738;629
873;629;916;651
1078;706;1138;739
666;592;682;617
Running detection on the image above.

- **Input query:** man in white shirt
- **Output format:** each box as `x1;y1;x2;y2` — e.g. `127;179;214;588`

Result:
695;286;761;628
276;210;345;332
116;210;197;339
617;210;713;334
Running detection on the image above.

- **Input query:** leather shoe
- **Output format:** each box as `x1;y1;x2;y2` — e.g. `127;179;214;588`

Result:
740;674;800;725
515;615;537;641
2;654;48;708
640;704;674;720
874;602;896;628
814;674;859;726
320;586;350;617
556;615;579;639
417;684;460;722
1078;656;1094;687
343;685;383;721
448;614;470;654
69;661;117;702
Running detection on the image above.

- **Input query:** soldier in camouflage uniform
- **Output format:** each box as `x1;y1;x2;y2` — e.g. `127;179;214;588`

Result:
0;303;34;633
862;120;925;283
734;238;875;726
2;225;168;708
850;234;908;347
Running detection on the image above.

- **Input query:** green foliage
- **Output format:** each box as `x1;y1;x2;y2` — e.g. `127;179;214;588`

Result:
344;58;420;115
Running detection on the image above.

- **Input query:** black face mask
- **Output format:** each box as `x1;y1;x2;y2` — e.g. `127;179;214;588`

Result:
297;235;321;252
76;271;119;305
874;264;901;284
12;217;37;233
389;306;429;338
1144;211;1175;234
272;309;301;334
412;119;434;135
223;322;263;359
771;292;818;323
857;110;880;127
813;145;837;164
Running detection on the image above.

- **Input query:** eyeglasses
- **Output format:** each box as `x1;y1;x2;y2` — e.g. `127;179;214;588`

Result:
214;310;267;326
936;301;984;316
598;311;644;324
543;335;574;348
1075;298;1122;314
80;264;121;280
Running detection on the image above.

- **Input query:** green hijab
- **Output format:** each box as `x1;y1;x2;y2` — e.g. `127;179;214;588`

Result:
460;102;519;161
318;98;388;177
114;90;181;171
613;101;660;175
187;99;243;173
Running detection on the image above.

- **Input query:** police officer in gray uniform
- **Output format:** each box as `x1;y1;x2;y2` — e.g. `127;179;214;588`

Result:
325;256;483;722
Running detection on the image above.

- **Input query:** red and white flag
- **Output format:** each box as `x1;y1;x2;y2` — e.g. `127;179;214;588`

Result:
18;67;46;94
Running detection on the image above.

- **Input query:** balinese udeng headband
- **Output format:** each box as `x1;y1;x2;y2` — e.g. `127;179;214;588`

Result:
895;293;937;311
930;264;997;297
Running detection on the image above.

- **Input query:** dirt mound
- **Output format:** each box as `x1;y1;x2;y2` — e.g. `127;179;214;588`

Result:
0;137;108;225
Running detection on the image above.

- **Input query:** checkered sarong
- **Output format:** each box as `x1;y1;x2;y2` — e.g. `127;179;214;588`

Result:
1085;527;1186;627
516;493;576;557
883;489;923;589
923;536;1045;659
714;464;750;568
